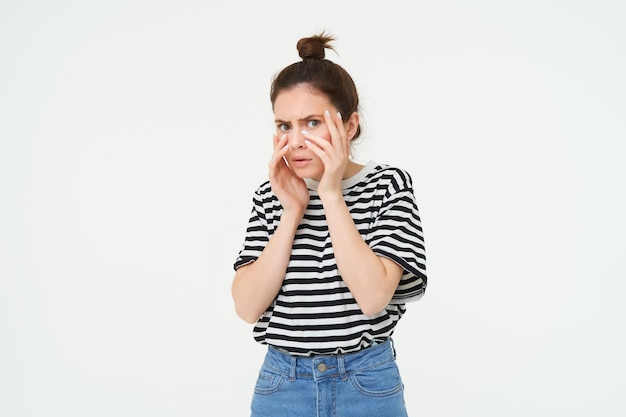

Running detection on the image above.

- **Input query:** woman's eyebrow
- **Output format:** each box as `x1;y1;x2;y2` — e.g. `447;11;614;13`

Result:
275;114;321;124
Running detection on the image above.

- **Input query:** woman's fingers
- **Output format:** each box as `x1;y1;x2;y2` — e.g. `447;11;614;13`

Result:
270;134;289;164
302;109;348;164
323;109;348;156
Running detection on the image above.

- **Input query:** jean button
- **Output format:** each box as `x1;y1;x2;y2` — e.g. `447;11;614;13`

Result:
317;363;327;372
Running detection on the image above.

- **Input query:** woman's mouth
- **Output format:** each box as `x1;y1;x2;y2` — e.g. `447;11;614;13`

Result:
291;157;312;168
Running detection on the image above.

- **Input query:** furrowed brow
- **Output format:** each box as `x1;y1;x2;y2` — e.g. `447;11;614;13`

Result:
298;114;321;121
275;114;322;124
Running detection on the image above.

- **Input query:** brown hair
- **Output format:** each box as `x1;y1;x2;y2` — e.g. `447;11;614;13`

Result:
270;33;362;140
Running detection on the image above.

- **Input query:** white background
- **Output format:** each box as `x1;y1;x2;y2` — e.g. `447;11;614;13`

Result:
1;1;625;416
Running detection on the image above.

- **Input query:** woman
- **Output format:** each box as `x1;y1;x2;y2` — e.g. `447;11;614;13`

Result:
232;32;427;417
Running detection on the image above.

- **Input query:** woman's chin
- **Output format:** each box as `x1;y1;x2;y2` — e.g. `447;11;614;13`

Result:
290;165;322;181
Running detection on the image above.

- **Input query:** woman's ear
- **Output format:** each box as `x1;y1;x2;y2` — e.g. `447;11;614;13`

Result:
345;112;360;141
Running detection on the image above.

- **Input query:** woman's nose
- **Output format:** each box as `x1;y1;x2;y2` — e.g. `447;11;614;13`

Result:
288;130;306;149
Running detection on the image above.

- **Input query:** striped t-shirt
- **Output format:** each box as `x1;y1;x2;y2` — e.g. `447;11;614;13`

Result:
233;160;427;356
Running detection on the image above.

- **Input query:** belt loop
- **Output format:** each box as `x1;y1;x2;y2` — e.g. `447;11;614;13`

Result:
390;338;397;359
338;355;348;381
289;355;297;381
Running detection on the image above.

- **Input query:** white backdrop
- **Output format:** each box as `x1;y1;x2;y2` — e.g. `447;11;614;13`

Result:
1;1;625;416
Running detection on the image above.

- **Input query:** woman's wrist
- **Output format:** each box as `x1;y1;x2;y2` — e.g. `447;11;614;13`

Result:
318;188;344;206
279;209;305;228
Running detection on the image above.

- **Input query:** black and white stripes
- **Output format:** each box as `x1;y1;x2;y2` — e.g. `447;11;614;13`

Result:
234;161;427;356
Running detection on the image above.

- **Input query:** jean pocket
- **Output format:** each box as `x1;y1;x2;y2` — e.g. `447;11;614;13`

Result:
253;369;285;395
349;360;404;398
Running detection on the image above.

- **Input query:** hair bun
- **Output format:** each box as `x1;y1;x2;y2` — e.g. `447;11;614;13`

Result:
297;33;335;60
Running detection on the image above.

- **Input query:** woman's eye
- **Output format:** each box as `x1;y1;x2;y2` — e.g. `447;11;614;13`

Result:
278;124;291;132
307;120;320;128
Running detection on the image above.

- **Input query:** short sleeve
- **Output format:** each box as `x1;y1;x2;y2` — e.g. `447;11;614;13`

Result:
233;188;271;270
368;169;427;303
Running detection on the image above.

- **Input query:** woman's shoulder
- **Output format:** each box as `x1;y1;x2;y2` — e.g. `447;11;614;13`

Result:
254;179;272;194
365;161;415;191
251;180;278;203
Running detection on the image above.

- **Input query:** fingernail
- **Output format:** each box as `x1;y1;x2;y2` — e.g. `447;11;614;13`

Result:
282;145;289;150
301;130;310;135
304;140;311;145
324;110;330;117
281;134;287;140
337;111;342;120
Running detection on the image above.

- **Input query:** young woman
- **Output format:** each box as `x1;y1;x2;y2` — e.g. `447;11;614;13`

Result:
232;32;427;417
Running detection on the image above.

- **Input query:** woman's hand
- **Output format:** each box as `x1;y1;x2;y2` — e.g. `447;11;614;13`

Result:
268;133;310;216
301;110;349;196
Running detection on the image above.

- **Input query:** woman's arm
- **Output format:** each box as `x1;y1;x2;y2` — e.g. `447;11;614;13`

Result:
302;110;404;316
231;134;310;324
321;192;404;316
231;210;302;323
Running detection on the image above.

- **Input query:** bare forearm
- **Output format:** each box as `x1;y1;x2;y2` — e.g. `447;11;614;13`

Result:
231;212;301;323
321;192;402;315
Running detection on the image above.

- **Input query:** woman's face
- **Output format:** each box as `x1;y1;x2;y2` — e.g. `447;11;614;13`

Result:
273;84;354;180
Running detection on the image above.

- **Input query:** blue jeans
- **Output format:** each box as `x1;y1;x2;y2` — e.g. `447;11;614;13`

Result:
251;339;409;417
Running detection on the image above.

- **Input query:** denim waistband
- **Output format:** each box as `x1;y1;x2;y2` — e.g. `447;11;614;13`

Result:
263;339;396;382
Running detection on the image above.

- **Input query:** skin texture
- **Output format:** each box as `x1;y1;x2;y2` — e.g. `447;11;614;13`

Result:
231;84;404;323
